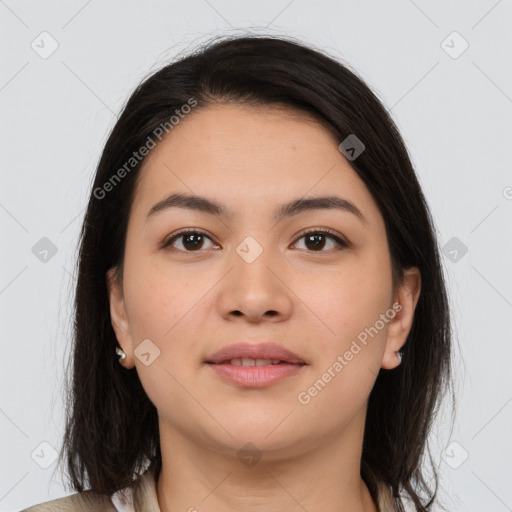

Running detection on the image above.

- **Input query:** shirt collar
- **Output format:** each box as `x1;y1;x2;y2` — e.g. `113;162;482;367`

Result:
126;465;398;512
128;465;162;512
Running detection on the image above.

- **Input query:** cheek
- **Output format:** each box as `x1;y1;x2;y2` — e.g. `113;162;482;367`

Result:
123;252;199;341
295;263;392;426
122;263;204;416
302;251;392;343
295;249;392;418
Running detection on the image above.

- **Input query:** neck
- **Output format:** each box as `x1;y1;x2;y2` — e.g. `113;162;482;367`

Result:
155;411;378;512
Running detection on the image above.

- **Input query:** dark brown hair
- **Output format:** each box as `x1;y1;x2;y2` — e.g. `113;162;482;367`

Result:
58;34;453;511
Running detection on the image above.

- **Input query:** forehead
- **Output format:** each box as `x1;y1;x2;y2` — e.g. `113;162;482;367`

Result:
130;104;380;225
142;102;341;169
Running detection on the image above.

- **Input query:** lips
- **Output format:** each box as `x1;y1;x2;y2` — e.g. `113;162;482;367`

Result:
205;342;306;365
206;342;306;388
205;342;307;388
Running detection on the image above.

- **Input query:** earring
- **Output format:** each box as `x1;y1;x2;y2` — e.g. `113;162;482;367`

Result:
396;350;403;363
116;346;127;362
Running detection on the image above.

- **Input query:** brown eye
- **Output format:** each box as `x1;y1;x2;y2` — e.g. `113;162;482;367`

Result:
162;230;217;252
292;229;348;252
161;228;347;253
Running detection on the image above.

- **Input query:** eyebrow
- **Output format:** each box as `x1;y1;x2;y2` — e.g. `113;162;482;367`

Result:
146;193;367;224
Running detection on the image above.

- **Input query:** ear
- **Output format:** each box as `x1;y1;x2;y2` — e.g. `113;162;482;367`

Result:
106;266;135;369
381;267;421;370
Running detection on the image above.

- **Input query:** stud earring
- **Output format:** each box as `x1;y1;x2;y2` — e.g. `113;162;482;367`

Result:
396;350;403;363
116;346;127;362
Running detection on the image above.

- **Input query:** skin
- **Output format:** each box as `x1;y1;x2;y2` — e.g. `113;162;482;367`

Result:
107;104;421;512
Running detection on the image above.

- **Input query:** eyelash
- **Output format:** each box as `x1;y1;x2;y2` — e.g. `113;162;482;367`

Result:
161;227;348;253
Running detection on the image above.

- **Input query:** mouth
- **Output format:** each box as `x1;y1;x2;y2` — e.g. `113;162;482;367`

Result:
205;343;307;388
205;342;306;365
210;358;303;366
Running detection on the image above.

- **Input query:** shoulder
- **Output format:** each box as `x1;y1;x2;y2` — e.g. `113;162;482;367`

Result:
375;480;397;511
20;466;157;512
375;480;417;512
20;489;118;512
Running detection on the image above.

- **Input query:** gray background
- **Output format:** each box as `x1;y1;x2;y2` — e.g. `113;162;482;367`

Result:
1;1;511;511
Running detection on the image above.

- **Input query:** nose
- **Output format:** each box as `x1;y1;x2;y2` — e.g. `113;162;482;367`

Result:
216;243;293;324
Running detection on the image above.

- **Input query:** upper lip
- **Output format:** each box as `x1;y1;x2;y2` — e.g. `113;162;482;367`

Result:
206;342;306;364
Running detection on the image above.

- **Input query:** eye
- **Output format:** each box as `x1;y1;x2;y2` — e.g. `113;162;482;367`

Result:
161;229;219;252
161;228;348;253
291;228;348;252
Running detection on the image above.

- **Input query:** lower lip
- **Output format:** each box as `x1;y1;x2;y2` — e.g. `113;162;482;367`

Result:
207;362;305;388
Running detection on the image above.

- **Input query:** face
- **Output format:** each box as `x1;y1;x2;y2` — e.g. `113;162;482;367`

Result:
107;104;420;460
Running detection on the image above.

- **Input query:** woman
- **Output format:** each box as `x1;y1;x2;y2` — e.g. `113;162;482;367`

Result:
23;35;452;512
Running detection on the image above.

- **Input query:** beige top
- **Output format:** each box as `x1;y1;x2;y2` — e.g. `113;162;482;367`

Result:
22;466;404;512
